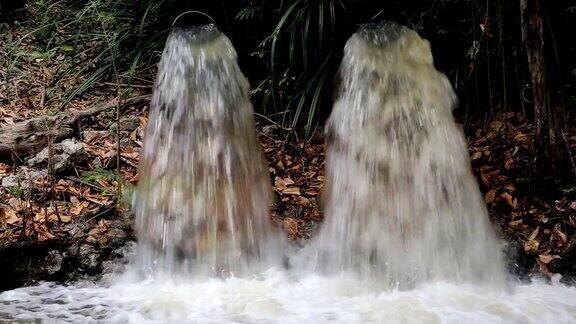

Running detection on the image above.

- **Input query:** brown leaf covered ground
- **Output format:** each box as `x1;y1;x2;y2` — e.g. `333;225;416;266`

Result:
1;99;575;279
468;112;576;276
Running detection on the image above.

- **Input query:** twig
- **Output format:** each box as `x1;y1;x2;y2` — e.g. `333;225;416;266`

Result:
80;207;114;225
254;113;292;131
65;176;105;192
102;82;153;89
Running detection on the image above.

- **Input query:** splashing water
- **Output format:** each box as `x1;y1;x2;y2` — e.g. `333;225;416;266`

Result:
301;22;507;289
1;22;576;323
132;24;283;277
2;271;576;323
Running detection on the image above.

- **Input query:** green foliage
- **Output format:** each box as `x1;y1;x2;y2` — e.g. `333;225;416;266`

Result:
7;186;25;199
81;168;118;184
235;6;256;20
21;0;170;106
251;0;350;136
6;0;572;136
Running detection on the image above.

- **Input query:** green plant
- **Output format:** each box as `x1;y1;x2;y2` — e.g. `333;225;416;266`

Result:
258;0;348;137
13;0;172;107
81;167;118;183
7;186;25;198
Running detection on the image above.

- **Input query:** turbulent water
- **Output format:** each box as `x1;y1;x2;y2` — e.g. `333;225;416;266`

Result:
1;22;576;323
2;271;576;323
299;22;506;289
132;24;283;277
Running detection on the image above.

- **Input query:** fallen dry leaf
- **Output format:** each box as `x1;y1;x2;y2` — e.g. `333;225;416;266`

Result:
70;199;89;216
501;192;517;209
538;254;560;264
34;222;55;241
7;197;22;211
484;189;496;204
524;239;540;254
295;196;310;206
528;227;540;241
98;219;110;231
282;187;301;195
1;206;20;225
0;162;10;175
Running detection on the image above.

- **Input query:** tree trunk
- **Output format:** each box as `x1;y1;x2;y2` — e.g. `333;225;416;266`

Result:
520;0;565;174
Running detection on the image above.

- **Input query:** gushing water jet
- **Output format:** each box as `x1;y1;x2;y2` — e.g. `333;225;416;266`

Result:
132;24;283;277
307;21;507;289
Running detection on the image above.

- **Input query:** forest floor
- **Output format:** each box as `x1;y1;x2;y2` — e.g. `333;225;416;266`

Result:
1;6;576;290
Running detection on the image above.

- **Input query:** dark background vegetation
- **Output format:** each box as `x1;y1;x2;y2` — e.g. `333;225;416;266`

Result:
2;0;575;134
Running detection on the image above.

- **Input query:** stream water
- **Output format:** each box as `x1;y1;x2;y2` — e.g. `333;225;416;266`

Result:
1;22;576;323
1;270;576;323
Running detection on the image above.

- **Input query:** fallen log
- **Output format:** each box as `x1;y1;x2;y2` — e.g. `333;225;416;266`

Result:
0;95;150;159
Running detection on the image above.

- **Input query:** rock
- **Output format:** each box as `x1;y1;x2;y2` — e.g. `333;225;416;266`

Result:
92;156;103;169
112;241;137;259
101;242;135;283
503;240;528;276
262;124;281;136
78;243;101;272
67;243;80;257
61;138;84;155
106;228;127;247
101;260;125;275
44;250;63;275
1;167;48;188
109;117;140;132
27;138;88;173
548;258;567;274
85;226;105;245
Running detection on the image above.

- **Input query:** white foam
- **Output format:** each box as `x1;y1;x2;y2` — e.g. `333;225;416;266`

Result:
1;269;575;323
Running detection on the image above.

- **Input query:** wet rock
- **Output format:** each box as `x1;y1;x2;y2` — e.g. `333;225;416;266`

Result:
67;243;80;257
85;227;102;245
548;258;567;274
106;228;127;247
503;240;528;276
0;205;135;289
1;167;48;188
101;260;125;275
78;244;101;272
27;139;88;173
113;241;137;259
44;250;63;275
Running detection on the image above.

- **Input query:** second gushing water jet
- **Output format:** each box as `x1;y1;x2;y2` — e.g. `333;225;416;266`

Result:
307;22;507;289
